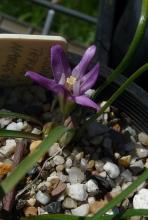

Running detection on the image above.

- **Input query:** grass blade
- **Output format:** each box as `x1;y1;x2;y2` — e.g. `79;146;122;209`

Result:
92;169;148;220
0;126;67;199
0;111;42;126
93;0;148;98
0;129;40;140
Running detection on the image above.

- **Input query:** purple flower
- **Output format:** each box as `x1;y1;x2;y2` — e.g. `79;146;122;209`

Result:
25;45;99;112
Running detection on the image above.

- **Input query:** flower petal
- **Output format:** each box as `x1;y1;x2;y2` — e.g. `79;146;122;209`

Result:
51;45;71;82
73;95;99;110
80;63;99;93
72;45;96;78
73;80;80;96
25;71;66;95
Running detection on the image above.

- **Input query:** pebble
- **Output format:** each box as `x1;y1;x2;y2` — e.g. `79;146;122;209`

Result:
75;152;84;161
67;183;88;201
80;158;87;170
103;162;120;179
109;185;122;198
124;126;136;137
36;191;50;205
51;181;66;196
85;179;99;195
133;188;148;209
30;140;42;152
38;207;48;215
6;122;23;131
136;145;148;158
88;197;95;204
89;200;107;214
27;198;36;206
87;160;95;170
46;176;60;190
53;155;65;165
121;169;133;182
65;158;73;168
0;118;12;128
95;160;104;172
24;206;37;216
71;204;89;216
31;128;42;135
44;201;61;213
0;162;12;176
68;167;85;184
138;132;148;147
130;160;144;175
56;164;65;172
118;155;131;168
62;197;77;209
0;139;16;157
48;143;61;157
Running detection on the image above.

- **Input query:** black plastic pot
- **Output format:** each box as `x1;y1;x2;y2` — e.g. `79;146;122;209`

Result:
68;52;148;133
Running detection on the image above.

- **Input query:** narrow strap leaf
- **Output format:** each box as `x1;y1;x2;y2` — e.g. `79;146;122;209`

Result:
0;111;42;126
0;129;40;140
94;0;148;98
0;126;67;199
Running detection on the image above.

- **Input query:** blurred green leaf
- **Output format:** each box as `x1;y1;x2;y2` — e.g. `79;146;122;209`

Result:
0;129;40;140
0;111;42;126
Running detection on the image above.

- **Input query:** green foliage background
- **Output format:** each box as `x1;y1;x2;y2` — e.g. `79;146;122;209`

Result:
0;0;98;45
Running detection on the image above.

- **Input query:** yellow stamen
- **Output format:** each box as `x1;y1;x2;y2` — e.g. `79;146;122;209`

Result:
66;76;76;89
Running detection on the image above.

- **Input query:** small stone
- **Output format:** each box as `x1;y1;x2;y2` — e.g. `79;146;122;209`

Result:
24;206;37;216
138;132;148;147
112;123;121;132
27;198;36;206
62;197;77;209
71;204;89;216
121;169;133;182
48;143;61;157
51;181;66;196
118;155;131;168
37;181;51;191
6;122;22;131
87;160;95;170
56;164;65;172
65;158;73;168
90;200;108;214
56;172;68;182
53;155;65;165
124;126;136;137
30;140;42;152
109;185;122;198
88;197;95;204
0;139;16;157
46;176;60;189
136;145;148;158
85;179;99;195
130;160;144;175
31;128;42;135
103;162;120;179
68;167;85;184
44;201;61;213
30;140;43;162
38;207;48;215
36;191;50;205
98;171;107;178
95;160;104;172
0;118;12;128
75;152;84;161
133;188;148;209
57;193;65;201
0;162;12;176
67;183;88;201
80;158;87;170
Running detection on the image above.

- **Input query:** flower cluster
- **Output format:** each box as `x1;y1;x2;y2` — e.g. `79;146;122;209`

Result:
25;44;99;114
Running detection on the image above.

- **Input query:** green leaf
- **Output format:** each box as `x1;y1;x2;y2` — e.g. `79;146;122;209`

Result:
92;169;148;220
84;63;148;128
0;129;40;140
94;0;148;98
0;111;42;126
0;126;67;199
